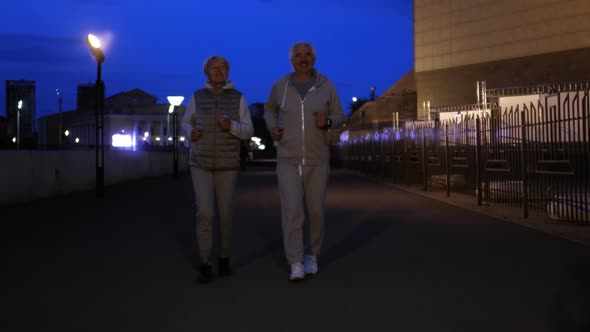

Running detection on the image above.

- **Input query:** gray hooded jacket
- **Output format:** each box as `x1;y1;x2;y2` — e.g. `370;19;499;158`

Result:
264;70;345;166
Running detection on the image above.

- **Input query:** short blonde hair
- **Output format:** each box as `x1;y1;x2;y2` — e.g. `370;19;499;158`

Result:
202;55;230;74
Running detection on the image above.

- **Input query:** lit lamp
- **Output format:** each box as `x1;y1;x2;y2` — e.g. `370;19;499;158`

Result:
167;96;184;176
86;33;106;198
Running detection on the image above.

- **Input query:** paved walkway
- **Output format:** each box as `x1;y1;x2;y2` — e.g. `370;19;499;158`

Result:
2;165;589;332
363;174;590;248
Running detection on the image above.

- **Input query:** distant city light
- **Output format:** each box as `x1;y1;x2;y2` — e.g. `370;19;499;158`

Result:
12;137;16;143
179;136;186;142
144;131;149;138
64;130;70;136
75;137;80;143
155;137;161;141
250;136;265;150
112;133;132;147
340;130;349;142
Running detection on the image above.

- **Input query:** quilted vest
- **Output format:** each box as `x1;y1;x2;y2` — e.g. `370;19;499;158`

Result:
189;88;242;170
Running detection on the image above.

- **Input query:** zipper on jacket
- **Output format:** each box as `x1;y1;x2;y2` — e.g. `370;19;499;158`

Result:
288;78;316;166
298;85;316;166
213;97;218;168
301;101;305;165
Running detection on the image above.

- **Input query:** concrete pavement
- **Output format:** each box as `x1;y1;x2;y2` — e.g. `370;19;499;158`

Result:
1;164;589;332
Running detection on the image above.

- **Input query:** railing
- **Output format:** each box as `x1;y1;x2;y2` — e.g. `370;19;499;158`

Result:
487;80;590;97
333;88;590;225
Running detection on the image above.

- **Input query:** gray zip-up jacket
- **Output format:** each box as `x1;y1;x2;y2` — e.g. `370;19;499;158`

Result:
264;70;345;166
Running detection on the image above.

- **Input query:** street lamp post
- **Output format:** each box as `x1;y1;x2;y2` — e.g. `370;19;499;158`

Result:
166;108;171;146
86;33;105;198
167;96;184;176
57;89;62;146
173;110;178;176
17;99;22;150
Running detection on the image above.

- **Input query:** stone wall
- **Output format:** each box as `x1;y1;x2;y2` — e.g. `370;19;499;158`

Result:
0;149;189;206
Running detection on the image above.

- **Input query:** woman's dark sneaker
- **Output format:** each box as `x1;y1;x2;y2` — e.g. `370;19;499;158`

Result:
218;257;232;277
197;263;213;284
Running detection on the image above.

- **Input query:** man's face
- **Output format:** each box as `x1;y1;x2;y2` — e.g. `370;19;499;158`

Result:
290;45;315;75
205;60;229;85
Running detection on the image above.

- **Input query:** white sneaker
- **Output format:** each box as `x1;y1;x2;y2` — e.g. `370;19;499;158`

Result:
289;262;305;281
304;255;318;275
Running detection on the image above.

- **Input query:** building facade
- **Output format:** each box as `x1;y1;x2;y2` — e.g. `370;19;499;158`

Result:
414;0;590;118
346;70;418;130
38;87;186;149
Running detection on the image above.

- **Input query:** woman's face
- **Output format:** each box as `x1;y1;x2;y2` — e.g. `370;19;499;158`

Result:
206;59;229;85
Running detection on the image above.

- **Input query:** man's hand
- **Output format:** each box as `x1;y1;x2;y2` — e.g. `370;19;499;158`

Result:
271;127;284;141
314;112;328;129
190;128;202;142
217;115;231;130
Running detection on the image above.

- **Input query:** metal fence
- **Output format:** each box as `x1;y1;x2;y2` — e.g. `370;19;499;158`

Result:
334;87;590;225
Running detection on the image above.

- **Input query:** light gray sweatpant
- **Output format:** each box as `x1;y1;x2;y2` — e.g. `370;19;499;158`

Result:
190;167;238;259
276;162;329;265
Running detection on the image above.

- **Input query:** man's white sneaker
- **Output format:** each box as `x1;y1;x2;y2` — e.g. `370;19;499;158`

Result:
304;255;318;275
289;262;305;281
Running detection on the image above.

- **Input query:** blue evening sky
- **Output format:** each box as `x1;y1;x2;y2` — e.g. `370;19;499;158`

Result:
1;0;413;118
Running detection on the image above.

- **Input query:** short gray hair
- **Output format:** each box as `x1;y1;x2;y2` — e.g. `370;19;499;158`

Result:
203;55;230;73
288;42;316;60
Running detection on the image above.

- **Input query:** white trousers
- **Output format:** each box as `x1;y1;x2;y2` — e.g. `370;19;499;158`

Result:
276;162;329;264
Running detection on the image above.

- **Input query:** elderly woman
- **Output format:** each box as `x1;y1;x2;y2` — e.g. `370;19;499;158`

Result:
181;55;253;284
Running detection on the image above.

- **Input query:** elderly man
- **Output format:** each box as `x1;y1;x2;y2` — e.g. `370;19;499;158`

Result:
182;55;254;284
264;41;345;281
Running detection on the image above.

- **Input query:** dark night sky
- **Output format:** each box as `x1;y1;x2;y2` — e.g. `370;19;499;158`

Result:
1;0;414;118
